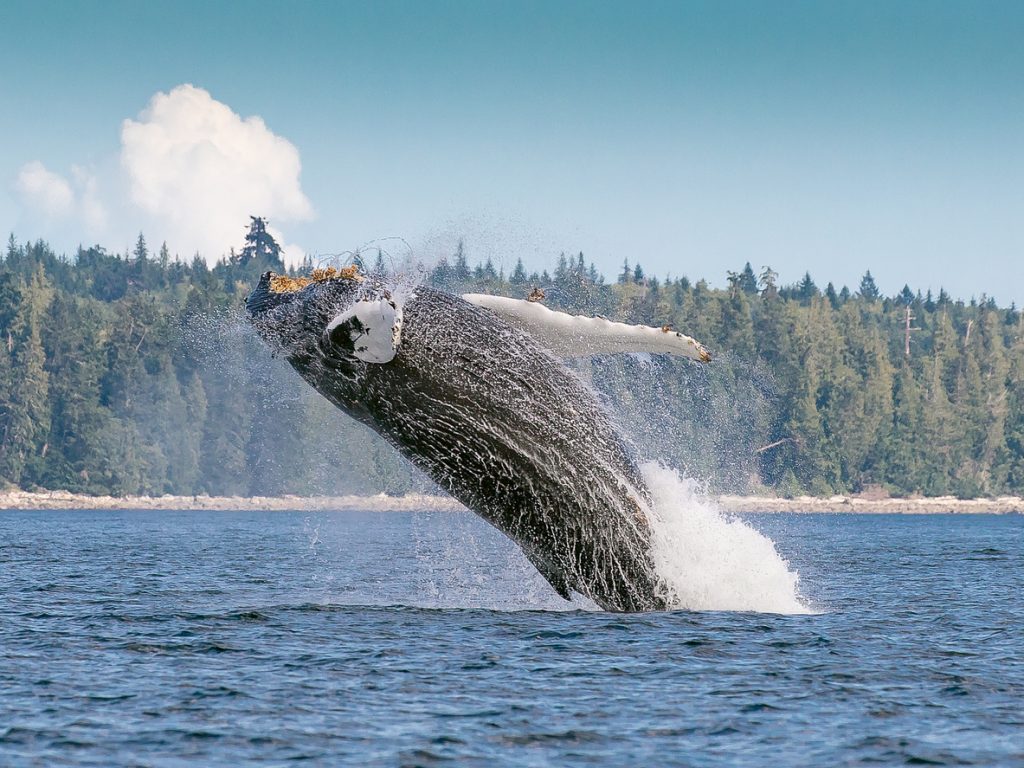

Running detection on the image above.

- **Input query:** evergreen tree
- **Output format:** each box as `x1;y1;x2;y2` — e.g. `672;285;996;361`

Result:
885;362;925;492
238;216;284;272
796;272;818;304
431;257;453;289
737;262;758;294
720;288;755;358
858;271;880;302
919;336;960;495
554;252;568;283
825;282;840;309
1005;329;1024;489
133;232;148;262
453;240;470;282
510;258;528;286
618;259;631;285
0;267;53;486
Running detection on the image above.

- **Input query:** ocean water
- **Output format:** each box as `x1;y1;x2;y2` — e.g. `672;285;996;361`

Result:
1;506;1022;766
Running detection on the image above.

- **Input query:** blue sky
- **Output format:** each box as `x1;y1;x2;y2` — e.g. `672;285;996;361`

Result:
2;0;1021;303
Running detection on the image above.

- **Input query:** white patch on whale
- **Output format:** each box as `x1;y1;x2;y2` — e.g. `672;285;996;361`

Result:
326;298;403;363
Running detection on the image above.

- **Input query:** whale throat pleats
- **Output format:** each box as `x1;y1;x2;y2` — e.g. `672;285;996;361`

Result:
462;294;711;362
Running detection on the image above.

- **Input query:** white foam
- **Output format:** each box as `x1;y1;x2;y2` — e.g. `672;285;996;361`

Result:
642;462;812;614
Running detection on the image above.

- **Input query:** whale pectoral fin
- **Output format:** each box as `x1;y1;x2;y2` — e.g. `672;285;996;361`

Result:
325;298;403;363
462;293;711;362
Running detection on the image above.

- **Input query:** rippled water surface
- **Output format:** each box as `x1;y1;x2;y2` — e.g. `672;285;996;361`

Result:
1;509;1022;766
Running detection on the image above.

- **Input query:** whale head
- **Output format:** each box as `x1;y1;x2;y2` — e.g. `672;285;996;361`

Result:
245;269;363;358
245;268;406;418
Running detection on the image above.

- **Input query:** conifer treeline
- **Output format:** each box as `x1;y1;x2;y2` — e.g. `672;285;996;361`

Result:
1;224;1021;498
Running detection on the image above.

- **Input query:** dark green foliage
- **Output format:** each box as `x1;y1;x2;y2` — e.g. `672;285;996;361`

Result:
238;216;284;273
859;271;880;302
737;263;758;295
1;234;1022;498
509;258;528;286
797;272;818;304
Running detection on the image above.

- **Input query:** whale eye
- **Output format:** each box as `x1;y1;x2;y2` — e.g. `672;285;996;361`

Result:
327;316;363;352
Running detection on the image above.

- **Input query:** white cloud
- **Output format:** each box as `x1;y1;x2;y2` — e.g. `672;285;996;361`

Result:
12;84;312;262
16;161;75;217
71;165;108;231
120;84;314;262
15;161;108;237
265;223;307;269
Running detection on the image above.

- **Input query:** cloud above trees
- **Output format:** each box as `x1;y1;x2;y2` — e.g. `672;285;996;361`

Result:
16;161;74;217
14;84;312;264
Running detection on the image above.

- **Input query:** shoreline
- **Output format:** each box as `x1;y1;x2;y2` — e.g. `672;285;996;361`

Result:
1;489;1022;514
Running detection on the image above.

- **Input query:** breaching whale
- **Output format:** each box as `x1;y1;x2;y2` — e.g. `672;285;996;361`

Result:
246;267;710;612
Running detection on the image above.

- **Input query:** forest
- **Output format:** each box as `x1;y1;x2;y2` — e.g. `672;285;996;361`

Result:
1;218;1022;499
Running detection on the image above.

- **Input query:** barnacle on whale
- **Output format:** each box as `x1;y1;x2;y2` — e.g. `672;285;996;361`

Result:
269;265;364;294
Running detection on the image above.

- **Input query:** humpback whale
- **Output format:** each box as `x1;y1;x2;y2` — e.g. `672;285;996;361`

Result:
246;268;710;612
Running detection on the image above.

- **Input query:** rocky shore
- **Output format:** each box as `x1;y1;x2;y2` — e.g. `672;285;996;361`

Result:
717;494;1024;515
0;489;465;512
1;489;1022;514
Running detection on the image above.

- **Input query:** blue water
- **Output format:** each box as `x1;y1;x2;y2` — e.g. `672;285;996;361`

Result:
1;509;1022;766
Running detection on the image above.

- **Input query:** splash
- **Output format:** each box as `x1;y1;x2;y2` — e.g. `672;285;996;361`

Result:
642;462;811;614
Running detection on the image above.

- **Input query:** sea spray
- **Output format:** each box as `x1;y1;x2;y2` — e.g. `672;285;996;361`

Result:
404;464;810;615
410;510;587;612
642;462;811;614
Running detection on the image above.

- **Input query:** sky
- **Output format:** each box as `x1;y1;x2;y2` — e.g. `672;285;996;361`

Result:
1;0;1022;303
